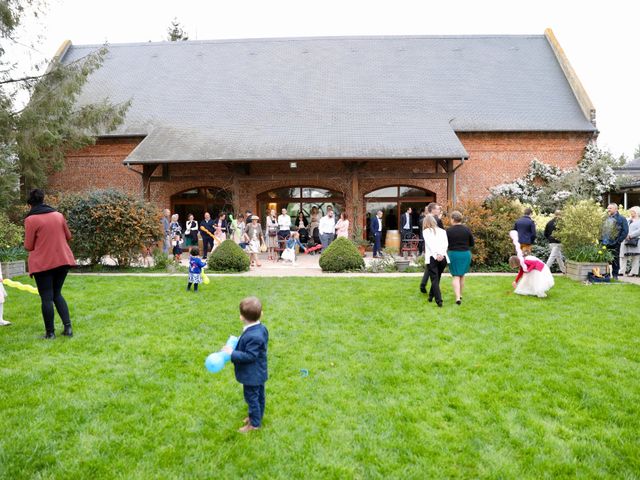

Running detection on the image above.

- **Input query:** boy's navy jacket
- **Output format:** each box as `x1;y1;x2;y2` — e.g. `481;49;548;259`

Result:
230;323;269;386
514;216;537;244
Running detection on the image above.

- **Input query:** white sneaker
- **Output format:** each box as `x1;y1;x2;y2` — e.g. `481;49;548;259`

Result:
0;319;11;326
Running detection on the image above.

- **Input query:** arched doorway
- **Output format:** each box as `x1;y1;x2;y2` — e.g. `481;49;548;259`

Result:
257;186;345;223
364;185;436;241
171;187;233;230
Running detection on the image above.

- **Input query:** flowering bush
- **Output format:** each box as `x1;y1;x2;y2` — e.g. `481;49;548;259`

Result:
555;200;609;262
490;145;623;213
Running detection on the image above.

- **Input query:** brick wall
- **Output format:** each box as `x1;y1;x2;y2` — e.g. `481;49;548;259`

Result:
456;131;591;201
47;137;144;197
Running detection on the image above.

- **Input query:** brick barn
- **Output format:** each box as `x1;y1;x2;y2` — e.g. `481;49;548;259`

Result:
48;29;596;238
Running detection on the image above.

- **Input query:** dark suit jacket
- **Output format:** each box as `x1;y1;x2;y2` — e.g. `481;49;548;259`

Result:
231;323;269;386
370;217;382;235
514;216;536;244
201;218;215;235
401;212;413;231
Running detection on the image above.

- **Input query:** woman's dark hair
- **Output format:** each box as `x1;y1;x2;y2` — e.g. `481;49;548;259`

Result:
27;188;45;206
190;247;200;256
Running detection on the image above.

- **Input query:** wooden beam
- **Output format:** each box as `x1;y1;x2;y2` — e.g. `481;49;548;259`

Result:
142;163;160;201
446;159;455;206
156;172;449;182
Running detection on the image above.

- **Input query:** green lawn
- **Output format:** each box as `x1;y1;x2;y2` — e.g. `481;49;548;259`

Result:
1;275;639;479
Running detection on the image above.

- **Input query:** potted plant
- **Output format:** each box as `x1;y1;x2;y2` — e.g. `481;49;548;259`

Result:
555;200;612;281
0;246;28;278
351;224;370;257
381;246;411;272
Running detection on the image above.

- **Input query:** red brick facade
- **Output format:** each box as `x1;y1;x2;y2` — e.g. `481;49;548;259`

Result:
48;131;591;229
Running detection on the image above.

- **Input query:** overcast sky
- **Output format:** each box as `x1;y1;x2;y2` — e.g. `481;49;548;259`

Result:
11;0;640;159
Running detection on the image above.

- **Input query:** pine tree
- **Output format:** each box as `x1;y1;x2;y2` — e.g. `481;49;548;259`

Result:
0;1;129;209
167;18;189;41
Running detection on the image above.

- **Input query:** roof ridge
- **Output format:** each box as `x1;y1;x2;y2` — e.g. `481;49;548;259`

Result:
67;33;547;49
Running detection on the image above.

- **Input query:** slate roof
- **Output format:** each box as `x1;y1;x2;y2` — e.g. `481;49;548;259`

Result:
618;157;640;170
60;35;596;164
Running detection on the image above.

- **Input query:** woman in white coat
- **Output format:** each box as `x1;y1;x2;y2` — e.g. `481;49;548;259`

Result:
422;214;449;307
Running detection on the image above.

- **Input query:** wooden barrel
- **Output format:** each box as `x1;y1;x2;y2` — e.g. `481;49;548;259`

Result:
385;230;401;250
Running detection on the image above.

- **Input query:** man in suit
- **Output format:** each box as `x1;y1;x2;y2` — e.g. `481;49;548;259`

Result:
370;210;383;258
200;212;216;259
223;297;269;433
401;207;413;240
427;202;444;229
514;208;537;255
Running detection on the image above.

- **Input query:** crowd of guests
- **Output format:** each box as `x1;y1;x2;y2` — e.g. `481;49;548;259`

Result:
161;206;350;265
513;203;640;280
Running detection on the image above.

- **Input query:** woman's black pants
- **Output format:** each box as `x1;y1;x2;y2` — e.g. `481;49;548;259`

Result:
33;266;71;334
428;257;448;304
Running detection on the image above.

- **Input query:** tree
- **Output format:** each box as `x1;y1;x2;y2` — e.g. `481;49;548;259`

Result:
167;18;189;41
0;1;129;210
634;143;640;160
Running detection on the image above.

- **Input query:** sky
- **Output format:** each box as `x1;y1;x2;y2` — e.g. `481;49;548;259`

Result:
9;0;640;159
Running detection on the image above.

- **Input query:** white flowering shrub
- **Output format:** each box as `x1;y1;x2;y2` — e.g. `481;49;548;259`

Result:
489;145;621;213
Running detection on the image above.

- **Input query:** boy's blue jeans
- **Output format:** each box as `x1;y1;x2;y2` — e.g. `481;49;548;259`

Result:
243;384;265;427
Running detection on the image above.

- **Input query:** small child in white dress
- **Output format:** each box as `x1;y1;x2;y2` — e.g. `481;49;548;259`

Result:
509;255;555;298
281;232;305;264
0;268;10;326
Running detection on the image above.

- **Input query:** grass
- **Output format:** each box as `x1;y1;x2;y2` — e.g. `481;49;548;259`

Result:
1;275;639;479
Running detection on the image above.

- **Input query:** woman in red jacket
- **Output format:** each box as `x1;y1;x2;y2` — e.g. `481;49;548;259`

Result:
24;189;76;339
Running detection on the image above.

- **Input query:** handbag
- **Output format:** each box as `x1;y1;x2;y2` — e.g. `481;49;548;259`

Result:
260;241;267;253
625;237;639;247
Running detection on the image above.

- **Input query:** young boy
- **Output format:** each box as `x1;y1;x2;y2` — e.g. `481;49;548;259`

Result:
187;247;206;292
222;296;269;433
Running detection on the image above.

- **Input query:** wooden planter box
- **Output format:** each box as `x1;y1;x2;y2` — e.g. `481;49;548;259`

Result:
565;260;609;281
1;260;26;279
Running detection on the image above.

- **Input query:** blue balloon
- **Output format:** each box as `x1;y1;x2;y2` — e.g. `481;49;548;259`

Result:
205;352;225;373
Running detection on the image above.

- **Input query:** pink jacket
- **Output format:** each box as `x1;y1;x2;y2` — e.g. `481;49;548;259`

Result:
24;212;76;274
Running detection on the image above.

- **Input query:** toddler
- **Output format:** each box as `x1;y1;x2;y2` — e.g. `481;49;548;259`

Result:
187;247;206;292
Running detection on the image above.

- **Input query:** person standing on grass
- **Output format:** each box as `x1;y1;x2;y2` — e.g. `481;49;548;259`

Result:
187;247;206;292
446;211;474;305
222;296;269;433
24;189;76;339
602;203;628;280
544;210;566;274
427;202;444;229
618;206;640;276
514;208;536;255
421;214;449;308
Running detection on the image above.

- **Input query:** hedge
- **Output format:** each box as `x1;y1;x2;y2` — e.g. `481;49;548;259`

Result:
319;237;364;272
207;240;250;272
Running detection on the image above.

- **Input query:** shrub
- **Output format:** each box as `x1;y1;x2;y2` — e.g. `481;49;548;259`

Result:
555;200;609;262
152;248;171;270
58;189;162;266
0;212;24;249
319;237;365;272
207;240;250;272
455;198;522;267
